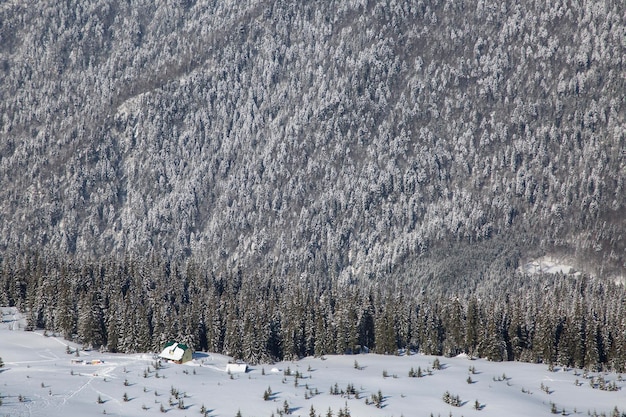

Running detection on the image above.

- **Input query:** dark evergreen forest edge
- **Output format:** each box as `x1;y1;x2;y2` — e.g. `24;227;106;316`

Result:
0;1;624;367
3;252;626;371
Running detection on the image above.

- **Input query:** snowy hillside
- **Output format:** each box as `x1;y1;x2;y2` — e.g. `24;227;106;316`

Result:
0;0;624;280
1;310;625;417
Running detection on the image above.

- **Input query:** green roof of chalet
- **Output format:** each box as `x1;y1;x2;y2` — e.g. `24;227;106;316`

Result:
163;341;191;351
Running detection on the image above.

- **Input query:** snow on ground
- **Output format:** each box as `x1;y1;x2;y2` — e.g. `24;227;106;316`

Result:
521;256;580;276
1;309;626;417
520;256;626;286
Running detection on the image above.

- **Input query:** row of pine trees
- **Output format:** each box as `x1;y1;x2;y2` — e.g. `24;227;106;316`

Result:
2;253;625;371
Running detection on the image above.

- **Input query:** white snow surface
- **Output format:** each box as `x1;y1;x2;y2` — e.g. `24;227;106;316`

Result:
521;256;580;276
1;308;626;417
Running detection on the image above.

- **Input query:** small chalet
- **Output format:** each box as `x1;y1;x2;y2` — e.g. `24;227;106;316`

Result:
158;341;193;364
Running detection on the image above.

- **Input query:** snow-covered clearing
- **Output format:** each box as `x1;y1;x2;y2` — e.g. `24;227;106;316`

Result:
1;307;625;417
521;256;580;276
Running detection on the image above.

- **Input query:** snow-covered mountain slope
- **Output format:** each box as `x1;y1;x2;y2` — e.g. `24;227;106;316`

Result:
1;0;624;280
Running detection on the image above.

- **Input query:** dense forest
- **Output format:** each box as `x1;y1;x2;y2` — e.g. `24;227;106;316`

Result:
0;0;624;366
3;254;626;372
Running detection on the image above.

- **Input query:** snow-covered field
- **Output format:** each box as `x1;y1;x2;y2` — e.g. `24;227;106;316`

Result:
1;307;625;417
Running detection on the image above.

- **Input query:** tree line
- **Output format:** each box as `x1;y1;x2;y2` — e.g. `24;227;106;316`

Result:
2;253;626;371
